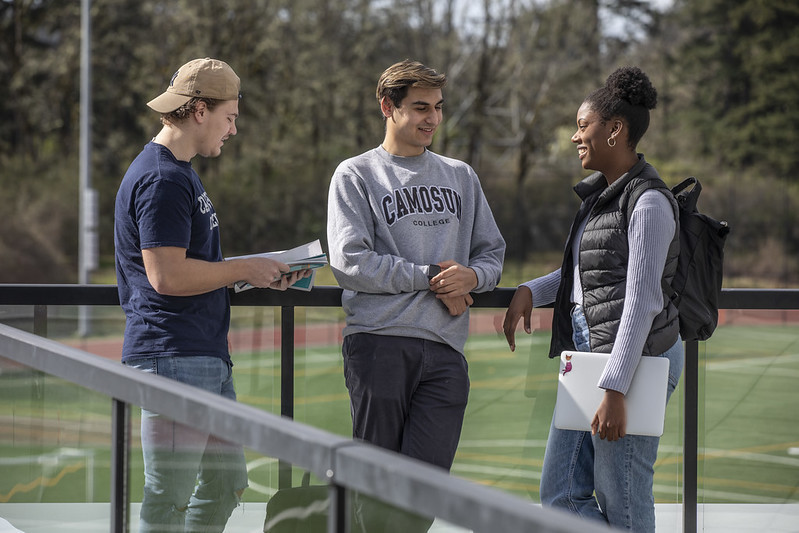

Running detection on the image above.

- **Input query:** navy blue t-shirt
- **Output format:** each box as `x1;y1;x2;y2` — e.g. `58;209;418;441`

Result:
114;142;230;363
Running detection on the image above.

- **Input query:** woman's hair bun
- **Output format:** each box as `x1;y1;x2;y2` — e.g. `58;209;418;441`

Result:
606;66;657;110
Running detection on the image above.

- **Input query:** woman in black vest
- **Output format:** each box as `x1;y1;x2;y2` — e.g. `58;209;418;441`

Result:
503;67;683;532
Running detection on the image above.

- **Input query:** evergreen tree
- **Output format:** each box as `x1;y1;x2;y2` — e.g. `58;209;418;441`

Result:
676;0;799;177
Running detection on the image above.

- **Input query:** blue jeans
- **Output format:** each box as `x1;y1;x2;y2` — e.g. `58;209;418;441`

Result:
125;356;248;533
540;305;684;532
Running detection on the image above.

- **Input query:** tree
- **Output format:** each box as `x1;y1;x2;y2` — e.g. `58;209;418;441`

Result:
0;0;81;282
675;0;799;177
2;0;796;284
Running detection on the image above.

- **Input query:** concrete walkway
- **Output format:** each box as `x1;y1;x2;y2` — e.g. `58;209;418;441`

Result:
1;502;798;532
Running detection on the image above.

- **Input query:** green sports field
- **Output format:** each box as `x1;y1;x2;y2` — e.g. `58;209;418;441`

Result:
1;307;798;509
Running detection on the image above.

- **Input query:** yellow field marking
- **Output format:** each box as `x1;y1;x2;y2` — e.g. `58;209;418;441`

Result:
239;392;350;407
235;365;341;378
653;470;798;495
0;462;84;503
455;451;543;468
294;393;350;406
465;351;519;362
468;376;527;389
702;441;799;459
653;441;799;496
471;477;540;494
520;373;558;384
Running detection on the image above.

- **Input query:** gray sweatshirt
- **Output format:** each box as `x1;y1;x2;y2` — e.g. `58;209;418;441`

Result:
327;146;506;353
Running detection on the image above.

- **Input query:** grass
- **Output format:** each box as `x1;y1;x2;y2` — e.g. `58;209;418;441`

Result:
1;311;798;508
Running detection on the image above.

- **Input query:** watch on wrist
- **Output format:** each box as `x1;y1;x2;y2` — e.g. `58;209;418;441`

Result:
427;264;441;280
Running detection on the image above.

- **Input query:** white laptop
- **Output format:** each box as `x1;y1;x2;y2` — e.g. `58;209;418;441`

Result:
553;351;670;437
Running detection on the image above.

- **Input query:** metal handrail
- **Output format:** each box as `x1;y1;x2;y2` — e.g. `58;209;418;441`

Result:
3;283;796;308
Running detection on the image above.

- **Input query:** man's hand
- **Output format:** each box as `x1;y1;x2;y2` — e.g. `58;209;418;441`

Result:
267;269;311;291
502;285;533;352
430;260;478;298
440;293;474;316
591;389;627;441
240;257;292;288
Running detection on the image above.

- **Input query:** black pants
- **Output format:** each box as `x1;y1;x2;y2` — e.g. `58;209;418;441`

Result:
343;333;470;533
342;333;470;471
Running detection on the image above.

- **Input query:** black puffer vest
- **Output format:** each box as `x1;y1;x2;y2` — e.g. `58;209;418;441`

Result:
547;156;680;358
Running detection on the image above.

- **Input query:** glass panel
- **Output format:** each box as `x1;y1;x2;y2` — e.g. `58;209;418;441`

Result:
125;408;318;533
0;305;36;333
349;489;466;533
0;355;114;531
698;311;799;531
457;308;549;500
229;306;352;435
0;304;127;340
289;307;351;436
129;407;336;533
55;306;127;359
13;293;799;530
654;355;685;532
229;305;282;416
459;308;685;530
259;464;330;533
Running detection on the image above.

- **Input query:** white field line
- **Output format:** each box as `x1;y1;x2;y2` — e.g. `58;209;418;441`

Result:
706;352;799;372
659;445;799;468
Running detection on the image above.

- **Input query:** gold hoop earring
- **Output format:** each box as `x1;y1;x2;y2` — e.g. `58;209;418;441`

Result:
607;137;616;148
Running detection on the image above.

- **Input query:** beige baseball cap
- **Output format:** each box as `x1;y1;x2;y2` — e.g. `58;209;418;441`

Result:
147;58;241;113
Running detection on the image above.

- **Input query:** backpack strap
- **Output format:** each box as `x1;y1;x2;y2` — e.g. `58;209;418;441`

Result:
621;177;673;232
661;269;680;306
622;177;680;304
662;176;702;306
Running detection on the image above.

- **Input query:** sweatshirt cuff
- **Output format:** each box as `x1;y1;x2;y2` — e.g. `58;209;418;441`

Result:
415;266;431;291
466;266;480;292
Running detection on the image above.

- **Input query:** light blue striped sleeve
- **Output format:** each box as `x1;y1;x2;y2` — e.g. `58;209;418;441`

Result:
599;190;676;394
522;269;561;308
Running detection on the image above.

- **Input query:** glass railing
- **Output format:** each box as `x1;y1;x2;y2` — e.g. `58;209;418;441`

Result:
0;361;115;530
1;285;798;532
0;313;611;533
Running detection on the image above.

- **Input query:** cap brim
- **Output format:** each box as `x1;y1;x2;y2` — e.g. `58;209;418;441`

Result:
147;91;192;113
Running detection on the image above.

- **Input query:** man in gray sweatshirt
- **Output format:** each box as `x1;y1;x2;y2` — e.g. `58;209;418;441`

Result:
327;59;505;480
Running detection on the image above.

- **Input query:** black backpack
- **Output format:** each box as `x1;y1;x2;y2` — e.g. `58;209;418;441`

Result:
627;176;730;341
664;177;730;341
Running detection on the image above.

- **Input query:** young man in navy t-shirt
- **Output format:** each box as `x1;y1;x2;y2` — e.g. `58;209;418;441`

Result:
114;57;307;533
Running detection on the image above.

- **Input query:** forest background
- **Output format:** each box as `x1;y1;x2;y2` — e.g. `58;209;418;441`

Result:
1;0;798;288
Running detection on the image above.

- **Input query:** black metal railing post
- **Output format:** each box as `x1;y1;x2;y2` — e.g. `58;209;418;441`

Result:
683;339;699;533
110;398;131;533
328;483;348;533
279;305;295;489
33;304;47;337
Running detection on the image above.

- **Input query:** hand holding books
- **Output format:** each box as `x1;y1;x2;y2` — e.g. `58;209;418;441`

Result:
227;239;328;292
268;266;312;291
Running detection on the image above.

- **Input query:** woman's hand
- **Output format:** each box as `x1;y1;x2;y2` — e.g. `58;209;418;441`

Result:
592;389;627;441
502;285;533;352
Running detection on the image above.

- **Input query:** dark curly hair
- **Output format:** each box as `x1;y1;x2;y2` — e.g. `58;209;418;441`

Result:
160;97;223;126
584;66;657;149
